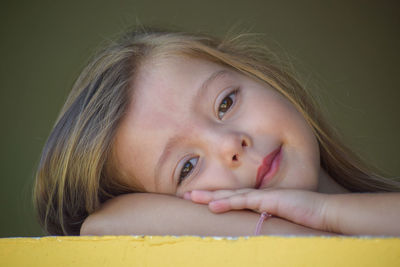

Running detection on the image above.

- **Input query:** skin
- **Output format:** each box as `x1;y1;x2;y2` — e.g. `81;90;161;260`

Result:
113;55;348;197
187;189;400;236
81;55;400;236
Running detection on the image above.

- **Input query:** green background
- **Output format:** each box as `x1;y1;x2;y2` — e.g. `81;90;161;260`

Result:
1;0;399;237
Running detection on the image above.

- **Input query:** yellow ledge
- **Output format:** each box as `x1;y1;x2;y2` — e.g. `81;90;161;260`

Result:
1;236;400;266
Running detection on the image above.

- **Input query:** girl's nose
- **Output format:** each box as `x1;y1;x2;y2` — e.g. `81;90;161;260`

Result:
208;128;251;168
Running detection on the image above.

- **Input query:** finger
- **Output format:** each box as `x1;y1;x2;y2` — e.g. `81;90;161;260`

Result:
209;192;265;213
208;199;231;213
210;189;329;231
190;188;254;204
182;191;192;200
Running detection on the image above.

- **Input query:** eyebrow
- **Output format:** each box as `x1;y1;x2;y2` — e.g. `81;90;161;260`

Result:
154;69;228;186
195;69;229;100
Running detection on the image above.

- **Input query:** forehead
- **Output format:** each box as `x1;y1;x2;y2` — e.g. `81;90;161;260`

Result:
134;55;222;105
113;55;226;191
132;55;224;138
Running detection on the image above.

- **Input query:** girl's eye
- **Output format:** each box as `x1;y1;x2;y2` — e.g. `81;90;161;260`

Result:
218;90;238;119
178;156;199;185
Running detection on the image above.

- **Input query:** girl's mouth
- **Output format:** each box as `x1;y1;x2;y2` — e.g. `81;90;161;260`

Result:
255;145;282;189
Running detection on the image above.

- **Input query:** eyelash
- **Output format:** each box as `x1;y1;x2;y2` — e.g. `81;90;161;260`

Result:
178;156;199;185
177;88;240;185
217;89;239;120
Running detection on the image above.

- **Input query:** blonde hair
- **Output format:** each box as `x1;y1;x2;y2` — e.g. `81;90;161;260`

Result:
34;27;400;235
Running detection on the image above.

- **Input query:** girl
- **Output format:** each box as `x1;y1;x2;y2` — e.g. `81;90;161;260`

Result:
34;27;400;237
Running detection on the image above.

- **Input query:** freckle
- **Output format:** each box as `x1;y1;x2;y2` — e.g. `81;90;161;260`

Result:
140;113;180;132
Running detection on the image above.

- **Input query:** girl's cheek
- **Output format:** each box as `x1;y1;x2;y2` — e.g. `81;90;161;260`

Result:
187;166;238;193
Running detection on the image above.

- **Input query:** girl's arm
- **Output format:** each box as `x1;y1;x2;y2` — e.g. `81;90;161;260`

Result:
325;192;400;236
188;189;400;236
80;193;336;236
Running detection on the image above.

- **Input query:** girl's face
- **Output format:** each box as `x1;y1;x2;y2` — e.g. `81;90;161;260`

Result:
113;55;321;197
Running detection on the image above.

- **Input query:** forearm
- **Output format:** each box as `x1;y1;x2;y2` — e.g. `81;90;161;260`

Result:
81;193;335;236
326;193;400;236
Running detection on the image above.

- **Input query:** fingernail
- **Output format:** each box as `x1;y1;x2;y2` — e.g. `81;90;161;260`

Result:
209;200;225;212
183;191;192;200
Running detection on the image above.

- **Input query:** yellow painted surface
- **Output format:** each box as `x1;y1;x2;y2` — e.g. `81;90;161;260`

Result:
1;236;400;267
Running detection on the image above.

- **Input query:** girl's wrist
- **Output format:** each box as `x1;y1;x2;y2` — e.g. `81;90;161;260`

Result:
321;193;343;234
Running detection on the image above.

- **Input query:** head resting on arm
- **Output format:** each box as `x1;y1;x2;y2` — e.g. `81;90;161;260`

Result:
34;26;400;236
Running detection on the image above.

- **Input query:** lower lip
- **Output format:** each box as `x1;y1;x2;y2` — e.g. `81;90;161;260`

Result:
258;148;282;188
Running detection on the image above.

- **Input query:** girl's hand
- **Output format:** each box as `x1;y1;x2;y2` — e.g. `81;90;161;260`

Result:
185;189;334;233
82;193;337;236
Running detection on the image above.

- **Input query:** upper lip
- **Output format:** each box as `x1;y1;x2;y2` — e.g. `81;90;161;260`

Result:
255;145;282;189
